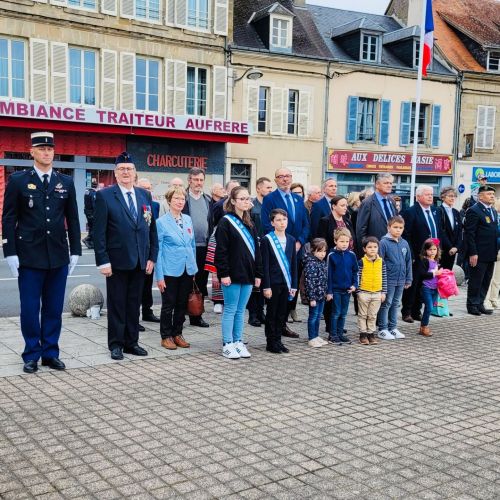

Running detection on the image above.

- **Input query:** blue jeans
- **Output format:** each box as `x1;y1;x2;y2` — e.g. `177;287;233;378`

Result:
307;300;325;340
330;291;350;339
221;283;253;344
378;284;404;331
421;286;435;327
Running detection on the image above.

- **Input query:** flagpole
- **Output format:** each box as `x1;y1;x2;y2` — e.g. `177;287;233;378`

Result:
409;0;429;207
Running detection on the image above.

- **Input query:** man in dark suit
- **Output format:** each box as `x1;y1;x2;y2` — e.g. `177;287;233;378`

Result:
310;178;337;238
356;173;397;255
93;153;158;360
137;177;161;327
262;168;310;336
437;186;463;270
401;185;441;322
2;132;81;373
464;185;498;315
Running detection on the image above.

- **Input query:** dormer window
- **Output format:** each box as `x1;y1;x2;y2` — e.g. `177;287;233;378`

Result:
487;51;500;72
414;40;420;68
361;33;379;62
270;15;292;51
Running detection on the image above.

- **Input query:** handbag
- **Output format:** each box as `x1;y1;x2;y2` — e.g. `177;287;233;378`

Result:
187;280;205;316
431;290;450;317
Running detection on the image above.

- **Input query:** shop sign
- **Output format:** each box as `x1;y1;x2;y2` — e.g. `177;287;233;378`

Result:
327;149;453;175
472;167;500;183
0;100;250;136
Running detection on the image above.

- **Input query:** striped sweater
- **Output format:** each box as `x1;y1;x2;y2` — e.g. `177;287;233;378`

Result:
357;256;387;293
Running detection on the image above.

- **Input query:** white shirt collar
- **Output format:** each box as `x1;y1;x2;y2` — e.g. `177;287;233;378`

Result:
118;184;136;206
33;165;53;183
418;202;432;212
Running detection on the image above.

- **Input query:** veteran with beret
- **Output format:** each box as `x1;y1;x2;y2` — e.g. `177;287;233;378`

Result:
2;132;81;373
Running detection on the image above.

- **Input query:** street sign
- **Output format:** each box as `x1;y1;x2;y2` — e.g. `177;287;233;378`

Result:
458;184;465;194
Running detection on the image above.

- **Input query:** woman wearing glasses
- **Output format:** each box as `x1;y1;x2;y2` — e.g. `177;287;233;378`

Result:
215;186;263;359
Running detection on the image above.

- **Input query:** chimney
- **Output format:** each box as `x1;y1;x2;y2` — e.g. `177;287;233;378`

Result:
293;0;306;6
386;0;424;27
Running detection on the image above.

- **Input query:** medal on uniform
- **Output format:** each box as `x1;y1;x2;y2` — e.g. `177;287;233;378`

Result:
55;183;63;190
486;216;491;223
29;198;34;208
27;183;36;190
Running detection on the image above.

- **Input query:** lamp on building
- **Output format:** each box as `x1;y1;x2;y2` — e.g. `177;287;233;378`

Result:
233;67;264;83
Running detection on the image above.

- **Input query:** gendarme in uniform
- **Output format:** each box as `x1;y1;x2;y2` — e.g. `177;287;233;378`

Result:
1;132;81;373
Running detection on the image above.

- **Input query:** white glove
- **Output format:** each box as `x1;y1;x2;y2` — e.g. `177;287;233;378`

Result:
68;255;79;276
6;255;19;278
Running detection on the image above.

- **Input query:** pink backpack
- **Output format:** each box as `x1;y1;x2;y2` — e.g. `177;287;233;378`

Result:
437;269;459;299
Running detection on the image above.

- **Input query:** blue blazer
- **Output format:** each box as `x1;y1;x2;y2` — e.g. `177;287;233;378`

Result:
261;190;310;245
152;200;160;220
402;203;441;259
260;233;298;290
93;185;159;271
154;212;198;279
310;196;331;239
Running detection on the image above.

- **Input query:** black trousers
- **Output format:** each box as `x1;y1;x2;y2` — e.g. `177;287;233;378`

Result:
141;271;154;316
440;251;456;271
106;265;145;351
265;284;288;348
190;245;208;320
247;287;265;320
160;272;192;339
287;256;303;313
467;261;495;308
401;262;422;318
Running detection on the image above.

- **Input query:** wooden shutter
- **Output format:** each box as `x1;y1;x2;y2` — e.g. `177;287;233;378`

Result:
175;0;187;27
297;91;311;137
431;104;441;148
379;99;391;146
120;0;134;19
50;0;67;5
165;0;175;25
346;96;358;143
51;42;68;104
101;0;117;15
165;59;175;114
212;65;227;119
246;85;259;134
399;101;411;146
30;39;49;102
477;105;497;149
174;60;187;115
214;0;228;36
101;49;117;108
120;52;135;110
270;88;284;135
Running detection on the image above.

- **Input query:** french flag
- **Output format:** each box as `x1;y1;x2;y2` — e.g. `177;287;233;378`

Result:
422;0;434;76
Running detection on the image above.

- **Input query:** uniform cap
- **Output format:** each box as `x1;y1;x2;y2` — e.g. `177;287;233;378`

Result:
477;174;488;180
31;131;55;147
115;152;134;165
478;185;495;193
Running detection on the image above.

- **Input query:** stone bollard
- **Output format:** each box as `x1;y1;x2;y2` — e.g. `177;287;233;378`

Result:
69;284;104;317
453;265;465;286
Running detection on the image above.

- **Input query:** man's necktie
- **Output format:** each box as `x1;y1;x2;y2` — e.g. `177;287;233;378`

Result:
425;209;437;238
126;191;138;220
42;174;49;191
285;194;295;223
382;198;392;221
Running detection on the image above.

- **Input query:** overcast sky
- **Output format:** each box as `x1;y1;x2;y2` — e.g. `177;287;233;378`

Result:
307;0;390;14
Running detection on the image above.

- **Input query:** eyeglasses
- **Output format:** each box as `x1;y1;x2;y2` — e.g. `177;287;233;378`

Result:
116;167;135;172
276;175;292;180
235;197;251;201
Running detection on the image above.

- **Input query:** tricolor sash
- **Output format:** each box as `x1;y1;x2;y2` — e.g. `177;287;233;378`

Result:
266;232;291;291
225;214;255;259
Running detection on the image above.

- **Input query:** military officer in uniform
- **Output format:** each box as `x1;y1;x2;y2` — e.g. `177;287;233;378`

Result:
82;178;98;249
2;132;81;373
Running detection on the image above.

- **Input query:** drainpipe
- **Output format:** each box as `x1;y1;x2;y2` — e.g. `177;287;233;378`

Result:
322;62;332;181
452;72;464;187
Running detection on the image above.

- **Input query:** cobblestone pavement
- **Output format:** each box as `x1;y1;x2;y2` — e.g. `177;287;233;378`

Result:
1;300;500;499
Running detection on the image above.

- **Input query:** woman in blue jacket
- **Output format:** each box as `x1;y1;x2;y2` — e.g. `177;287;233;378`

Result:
155;187;198;350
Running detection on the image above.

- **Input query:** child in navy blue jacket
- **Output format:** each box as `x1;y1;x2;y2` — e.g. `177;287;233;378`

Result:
261;209;298;354
326;228;359;345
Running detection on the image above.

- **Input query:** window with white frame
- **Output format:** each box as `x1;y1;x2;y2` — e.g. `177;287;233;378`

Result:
69;47;96;106
188;0;209;29
361;34;379;62
186;66;207;116
357;98;377;141
487;52;500;73
0;38;25;99
68;0;96;9
258;87;269;133
414;40;420;69
287;90;298;135
271;17;291;49
410;103;429;145
136;0;160;21
136;57;159;111
476;105;496;149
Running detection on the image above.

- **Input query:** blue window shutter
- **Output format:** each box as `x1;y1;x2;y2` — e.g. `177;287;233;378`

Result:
346;96;358;143
399;101;411;146
431;104;441;148
379;99;391;146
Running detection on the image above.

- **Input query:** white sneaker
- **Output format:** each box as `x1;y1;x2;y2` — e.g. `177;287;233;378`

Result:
308;337;324;348
214;304;223;314
318;337;329;345
391;328;405;339
222;343;240;359
235;341;251;358
377;329;396;340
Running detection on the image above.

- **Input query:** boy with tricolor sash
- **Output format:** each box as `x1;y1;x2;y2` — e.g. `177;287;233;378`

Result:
261;209;298;354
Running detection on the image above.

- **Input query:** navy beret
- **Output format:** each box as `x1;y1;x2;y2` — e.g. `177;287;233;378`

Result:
115;152;134;165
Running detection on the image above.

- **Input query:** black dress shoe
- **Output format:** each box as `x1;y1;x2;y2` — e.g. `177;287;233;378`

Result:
402;315;414;323
138;324;146;332
467;307;481;316
142;313;160;323
266;346;281;354
248;318;262;327
282;326;299;338
279;343;289;353
123;345;148;356
41;358;66;370
479;306;493;315
110;347;124;360
190;318;209;328
23;360;38;374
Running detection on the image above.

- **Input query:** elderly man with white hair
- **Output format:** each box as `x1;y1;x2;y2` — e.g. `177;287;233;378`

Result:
304;185;321;214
